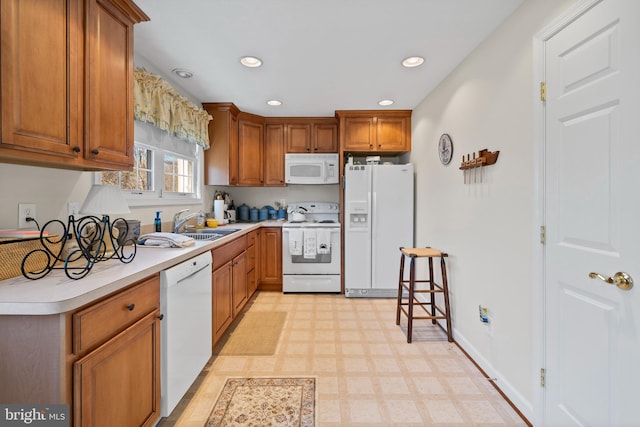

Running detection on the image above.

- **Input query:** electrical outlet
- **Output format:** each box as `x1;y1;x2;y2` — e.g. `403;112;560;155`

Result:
68;201;80;217
18;203;37;229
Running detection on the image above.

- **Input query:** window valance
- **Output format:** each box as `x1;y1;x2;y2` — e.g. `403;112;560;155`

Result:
133;67;212;149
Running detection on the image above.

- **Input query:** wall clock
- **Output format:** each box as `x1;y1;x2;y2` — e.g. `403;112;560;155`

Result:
438;133;453;165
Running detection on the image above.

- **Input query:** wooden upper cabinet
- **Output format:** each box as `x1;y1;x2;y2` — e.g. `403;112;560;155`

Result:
237;112;265;186
84;0;139;168
0;0;148;170
202;104;338;186
313;120;339;152
336;110;411;154
0;0;83;162
203;103;240;185
264;123;285;186
286;123;312;152
284;118;338;153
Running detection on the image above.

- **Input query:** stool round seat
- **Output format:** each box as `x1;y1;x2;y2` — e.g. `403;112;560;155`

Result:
396;247;452;343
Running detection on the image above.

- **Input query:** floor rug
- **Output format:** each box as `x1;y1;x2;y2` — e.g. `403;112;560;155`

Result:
215;311;287;356
206;377;315;427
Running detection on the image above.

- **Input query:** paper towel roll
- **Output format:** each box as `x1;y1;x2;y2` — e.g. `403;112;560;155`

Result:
214;200;225;222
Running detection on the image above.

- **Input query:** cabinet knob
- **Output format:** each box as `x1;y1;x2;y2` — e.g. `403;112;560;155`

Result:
127;303;135;311
158;314;165;320
91;149;99;155
72;146;81;153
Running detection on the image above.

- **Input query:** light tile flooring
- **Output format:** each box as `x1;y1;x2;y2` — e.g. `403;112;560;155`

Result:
160;292;529;426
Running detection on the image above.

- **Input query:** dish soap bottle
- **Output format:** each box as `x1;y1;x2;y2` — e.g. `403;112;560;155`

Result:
154;211;162;232
196;211;205;229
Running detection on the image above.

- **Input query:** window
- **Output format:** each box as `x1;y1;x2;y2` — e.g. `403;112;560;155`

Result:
98;121;202;206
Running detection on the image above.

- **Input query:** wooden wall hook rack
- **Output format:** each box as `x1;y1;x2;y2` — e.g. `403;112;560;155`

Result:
459;149;499;184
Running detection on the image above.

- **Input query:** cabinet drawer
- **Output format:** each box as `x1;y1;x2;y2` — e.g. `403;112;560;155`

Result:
246;243;256;271
212;235;247;270
73;275;160;354
247;230;257;246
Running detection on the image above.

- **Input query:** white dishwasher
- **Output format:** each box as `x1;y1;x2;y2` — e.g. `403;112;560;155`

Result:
160;250;212;417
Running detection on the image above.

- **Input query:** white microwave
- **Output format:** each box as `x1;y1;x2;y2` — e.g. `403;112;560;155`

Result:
285;153;339;184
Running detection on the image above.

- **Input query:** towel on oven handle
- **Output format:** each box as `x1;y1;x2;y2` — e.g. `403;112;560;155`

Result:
303;229;317;259
288;229;303;256
316;229;331;255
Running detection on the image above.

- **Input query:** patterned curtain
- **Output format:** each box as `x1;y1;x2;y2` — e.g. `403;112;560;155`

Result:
133;67;212;149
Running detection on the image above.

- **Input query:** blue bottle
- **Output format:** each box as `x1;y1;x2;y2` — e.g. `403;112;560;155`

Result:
154;211;162;232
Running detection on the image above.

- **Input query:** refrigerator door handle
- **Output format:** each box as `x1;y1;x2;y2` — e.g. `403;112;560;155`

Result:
370;190;376;283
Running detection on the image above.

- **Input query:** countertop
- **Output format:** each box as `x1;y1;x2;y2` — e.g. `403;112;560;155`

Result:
0;221;284;316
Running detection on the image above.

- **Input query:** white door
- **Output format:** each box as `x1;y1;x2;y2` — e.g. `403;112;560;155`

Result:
544;0;640;425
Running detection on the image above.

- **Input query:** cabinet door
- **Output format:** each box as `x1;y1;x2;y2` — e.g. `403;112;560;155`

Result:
0;0;82;162
264;124;285;186
246;236;257;298
212;263;233;344
238;117;264;185
286;123;312;152
84;0;135;168
342;117;375;151
203;103;239;185
376;115;410;152
259;227;282;291
313;121;338;152
74;311;160;427
231;252;247;317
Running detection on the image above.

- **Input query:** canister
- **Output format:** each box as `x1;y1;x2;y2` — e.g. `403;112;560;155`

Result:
259;208;268;221
238;204;249;221
249;207;259;222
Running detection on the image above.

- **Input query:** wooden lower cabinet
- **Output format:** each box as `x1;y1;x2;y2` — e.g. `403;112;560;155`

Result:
231;252;247;317
74;311;160;427
246;230;258;297
0;274;162;427
212;235;249;345
212;261;233;345
72;275;161;427
259;227;282;291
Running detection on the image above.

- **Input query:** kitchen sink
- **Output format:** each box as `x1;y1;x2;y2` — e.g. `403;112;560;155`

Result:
180;228;240;241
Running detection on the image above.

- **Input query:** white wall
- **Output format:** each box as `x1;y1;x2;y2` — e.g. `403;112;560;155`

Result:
409;0;575;417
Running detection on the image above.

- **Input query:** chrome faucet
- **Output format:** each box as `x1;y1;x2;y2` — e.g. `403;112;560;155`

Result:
173;209;201;233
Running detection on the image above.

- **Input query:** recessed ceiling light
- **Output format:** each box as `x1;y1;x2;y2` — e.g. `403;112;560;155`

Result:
267;100;282;106
401;56;424;68
172;68;193;78
378;99;394;106
240;56;263;68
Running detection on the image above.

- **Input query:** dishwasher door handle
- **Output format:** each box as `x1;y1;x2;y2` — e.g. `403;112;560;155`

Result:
176;264;211;284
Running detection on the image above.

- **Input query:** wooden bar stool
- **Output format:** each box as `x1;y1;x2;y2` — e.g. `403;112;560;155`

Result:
396;247;452;343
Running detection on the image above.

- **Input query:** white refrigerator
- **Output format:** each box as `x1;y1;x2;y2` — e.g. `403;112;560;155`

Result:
344;163;414;297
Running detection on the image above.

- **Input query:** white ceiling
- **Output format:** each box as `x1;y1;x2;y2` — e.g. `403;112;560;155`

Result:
133;0;524;117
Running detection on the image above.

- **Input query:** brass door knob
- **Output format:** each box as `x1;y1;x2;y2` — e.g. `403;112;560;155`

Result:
589;271;633;291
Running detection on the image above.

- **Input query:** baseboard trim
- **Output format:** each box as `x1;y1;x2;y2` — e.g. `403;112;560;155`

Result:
453;329;533;426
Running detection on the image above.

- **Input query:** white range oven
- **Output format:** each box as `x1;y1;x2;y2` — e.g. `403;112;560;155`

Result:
282;202;341;293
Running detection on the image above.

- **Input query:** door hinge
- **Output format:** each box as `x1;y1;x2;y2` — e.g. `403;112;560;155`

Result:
540;225;546;244
540;368;546;387
540;82;547;102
